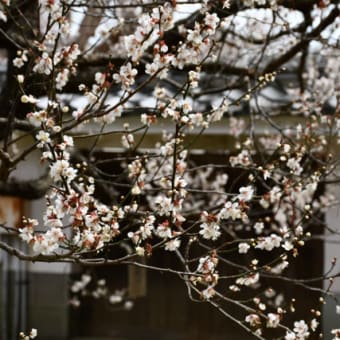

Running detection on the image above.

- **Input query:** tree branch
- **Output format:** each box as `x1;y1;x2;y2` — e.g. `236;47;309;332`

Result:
262;5;339;74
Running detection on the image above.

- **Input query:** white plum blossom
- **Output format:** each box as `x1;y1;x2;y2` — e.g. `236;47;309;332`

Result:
229;117;245;137
50;159;77;183
30;329;38;338
282;241;294;251
256;234;282;251
254;222;264;234
236;272;259;286
33;52;53;75
286;157;303;176
156;222;172;239
19;226;34;242
285;332;296;340
153;195;173;216
145;53;173;79
218;201;242;221
229;150;251;167
197;255;218;274
310;318;319;332
95;72;106;86
135;246;145;257
0;9;7;22
267;313;280;328
113;63;138;90
32;234;60;255
204;13;220;33
13;50;28;68
293;320;310;339
238;186;254;202
36;130;51;148
199;222;221;240
270;261;289;274
19;328;38;340
151;2;174;31
109;294;123;304
57;135;74;150
223;0;231;8
141;113;157;126
269;186;282;204
245;314;261;327
94;105;122;125
238;242;250;254
331;329;340;340
21;94;39;104
188;70;200;88
54;43;81;66
27;110;47;126
128;231;140;245
71;273;91;293
56;68;70;90
164;238;181;251
202;286;216;300
139;217;155;240
121;134;134;148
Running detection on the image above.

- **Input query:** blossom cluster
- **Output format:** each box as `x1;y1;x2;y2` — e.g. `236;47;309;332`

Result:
3;0;338;338
69;273;133;310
